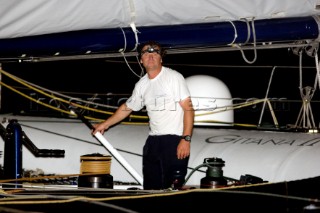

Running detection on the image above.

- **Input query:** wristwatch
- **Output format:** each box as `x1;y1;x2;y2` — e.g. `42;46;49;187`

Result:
181;135;192;142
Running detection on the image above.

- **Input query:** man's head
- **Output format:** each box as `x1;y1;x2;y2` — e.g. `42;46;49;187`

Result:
138;41;166;72
138;41;166;59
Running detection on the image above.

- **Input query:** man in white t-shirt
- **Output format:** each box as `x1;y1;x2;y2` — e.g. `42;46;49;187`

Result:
93;41;194;190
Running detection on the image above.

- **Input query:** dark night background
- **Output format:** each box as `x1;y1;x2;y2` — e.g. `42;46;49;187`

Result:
1;47;319;128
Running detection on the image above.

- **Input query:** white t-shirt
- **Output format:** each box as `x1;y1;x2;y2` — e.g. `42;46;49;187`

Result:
126;66;190;135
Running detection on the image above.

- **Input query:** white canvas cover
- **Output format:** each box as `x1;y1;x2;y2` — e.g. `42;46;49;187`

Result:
0;0;319;39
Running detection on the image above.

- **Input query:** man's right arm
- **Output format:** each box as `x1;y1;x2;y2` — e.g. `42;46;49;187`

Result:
92;103;133;135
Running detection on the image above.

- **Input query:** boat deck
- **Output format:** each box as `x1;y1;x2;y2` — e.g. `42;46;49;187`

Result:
0;176;320;212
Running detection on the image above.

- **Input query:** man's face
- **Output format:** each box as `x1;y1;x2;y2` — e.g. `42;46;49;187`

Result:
140;45;162;70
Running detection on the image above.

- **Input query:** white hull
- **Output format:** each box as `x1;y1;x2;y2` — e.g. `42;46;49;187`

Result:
1;113;320;187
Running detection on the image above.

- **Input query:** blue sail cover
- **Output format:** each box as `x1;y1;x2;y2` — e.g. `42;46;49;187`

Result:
0;16;318;58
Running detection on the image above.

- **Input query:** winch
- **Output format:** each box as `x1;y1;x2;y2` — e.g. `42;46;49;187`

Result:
200;157;227;188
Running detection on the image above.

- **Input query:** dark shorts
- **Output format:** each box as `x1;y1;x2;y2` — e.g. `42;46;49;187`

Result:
142;134;189;190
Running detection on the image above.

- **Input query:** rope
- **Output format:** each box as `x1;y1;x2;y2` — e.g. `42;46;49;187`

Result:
0;68;148;121
258;66;278;128
227;20;238;45
233;17;258;64
118;27;127;53
80;155;112;174
118;2;143;79
0;68;285;127
128;0;139;51
294;48;319;129
120;51;143;78
0;172;106;184
242;18;251;45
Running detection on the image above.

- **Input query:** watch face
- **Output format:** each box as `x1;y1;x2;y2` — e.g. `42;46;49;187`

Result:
183;135;191;141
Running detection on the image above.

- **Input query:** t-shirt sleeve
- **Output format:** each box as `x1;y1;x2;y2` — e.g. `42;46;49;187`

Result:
126;83;144;111
173;72;191;102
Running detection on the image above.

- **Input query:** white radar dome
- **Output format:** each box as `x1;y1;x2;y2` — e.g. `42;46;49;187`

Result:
186;75;233;126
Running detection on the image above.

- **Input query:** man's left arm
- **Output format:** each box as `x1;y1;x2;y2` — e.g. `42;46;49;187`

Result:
177;96;194;159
